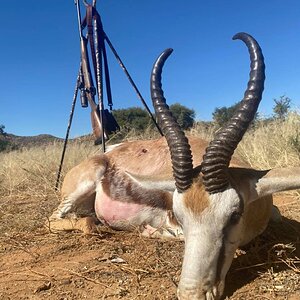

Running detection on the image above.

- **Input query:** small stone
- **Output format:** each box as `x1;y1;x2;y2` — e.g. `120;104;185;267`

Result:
111;257;125;263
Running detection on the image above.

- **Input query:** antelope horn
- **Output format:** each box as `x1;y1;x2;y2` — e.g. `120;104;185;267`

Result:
151;48;194;193
202;32;265;194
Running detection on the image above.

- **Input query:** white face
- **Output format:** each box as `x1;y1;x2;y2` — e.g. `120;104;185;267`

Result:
173;188;244;300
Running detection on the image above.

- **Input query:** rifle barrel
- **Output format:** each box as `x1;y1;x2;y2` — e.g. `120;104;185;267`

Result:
75;0;83;39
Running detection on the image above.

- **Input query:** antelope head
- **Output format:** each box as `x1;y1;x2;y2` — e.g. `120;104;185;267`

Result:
150;33;298;299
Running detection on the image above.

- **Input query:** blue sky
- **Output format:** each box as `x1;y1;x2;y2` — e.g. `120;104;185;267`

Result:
0;0;299;138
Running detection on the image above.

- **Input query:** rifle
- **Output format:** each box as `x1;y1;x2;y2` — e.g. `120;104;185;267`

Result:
75;0;107;143
56;0;157;190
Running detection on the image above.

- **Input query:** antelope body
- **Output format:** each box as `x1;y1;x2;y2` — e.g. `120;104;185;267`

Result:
49;33;300;300
49;136;245;237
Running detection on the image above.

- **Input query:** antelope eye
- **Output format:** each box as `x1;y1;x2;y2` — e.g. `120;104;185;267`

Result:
229;211;241;225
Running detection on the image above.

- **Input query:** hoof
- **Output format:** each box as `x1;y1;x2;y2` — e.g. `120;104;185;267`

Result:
45;216;99;234
80;216;99;234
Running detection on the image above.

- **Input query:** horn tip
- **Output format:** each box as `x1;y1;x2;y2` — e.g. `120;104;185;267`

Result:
152;48;174;77
232;32;247;40
160;48;174;60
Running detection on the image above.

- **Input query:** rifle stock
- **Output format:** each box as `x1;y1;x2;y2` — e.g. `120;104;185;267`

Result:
91;110;103;140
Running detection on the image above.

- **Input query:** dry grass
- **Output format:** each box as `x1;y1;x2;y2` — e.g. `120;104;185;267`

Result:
108;125;161;143
0;140;97;199
1;113;299;200
191;113;300;169
238;113;300;169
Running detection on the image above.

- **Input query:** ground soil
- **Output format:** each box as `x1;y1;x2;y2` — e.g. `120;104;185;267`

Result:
0;193;299;299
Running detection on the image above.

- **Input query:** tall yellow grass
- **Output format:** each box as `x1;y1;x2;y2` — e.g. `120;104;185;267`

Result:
191;113;300;169
0;113;299;200
0;141;97;199
238;113;300;169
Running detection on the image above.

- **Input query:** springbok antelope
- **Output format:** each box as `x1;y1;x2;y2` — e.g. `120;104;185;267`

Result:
49;33;300;299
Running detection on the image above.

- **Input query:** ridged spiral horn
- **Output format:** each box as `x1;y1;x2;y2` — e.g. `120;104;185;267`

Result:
202;32;265;194
151;49;194;193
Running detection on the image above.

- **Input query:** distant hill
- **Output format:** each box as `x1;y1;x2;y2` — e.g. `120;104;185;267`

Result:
0;133;63;151
0;133;98;152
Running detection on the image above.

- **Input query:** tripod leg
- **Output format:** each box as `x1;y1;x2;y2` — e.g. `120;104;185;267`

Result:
104;34;163;136
55;72;80;190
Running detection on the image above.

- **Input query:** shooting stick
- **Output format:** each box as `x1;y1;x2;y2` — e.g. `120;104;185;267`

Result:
104;35;163;136
55;72;81;190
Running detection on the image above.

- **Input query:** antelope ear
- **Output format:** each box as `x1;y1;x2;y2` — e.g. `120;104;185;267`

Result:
229;167;300;203
125;171;176;192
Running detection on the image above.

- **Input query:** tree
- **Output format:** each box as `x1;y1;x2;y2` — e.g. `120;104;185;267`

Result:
113;107;153;131
212;102;260;128
169;103;195;130
0;124;11;152
273;95;291;120
0;124;5;135
212;103;240;128
113;104;195;132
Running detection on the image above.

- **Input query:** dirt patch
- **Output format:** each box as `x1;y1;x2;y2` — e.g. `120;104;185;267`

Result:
0;194;299;299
